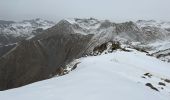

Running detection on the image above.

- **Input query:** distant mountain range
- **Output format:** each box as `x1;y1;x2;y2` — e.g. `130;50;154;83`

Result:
0;18;55;46
0;18;170;91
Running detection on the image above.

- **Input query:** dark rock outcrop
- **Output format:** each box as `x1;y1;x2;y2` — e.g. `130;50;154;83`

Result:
145;83;159;91
158;82;166;86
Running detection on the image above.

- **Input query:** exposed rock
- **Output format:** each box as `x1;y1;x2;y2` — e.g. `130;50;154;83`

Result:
141;76;146;79
56;67;65;76
164;79;170;83
144;73;152;78
145;83;159;91
71;62;80;71
158;82;166;86
93;42;108;54
111;41;121;51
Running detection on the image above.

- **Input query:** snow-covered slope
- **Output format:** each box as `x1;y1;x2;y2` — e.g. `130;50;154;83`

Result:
0;50;170;100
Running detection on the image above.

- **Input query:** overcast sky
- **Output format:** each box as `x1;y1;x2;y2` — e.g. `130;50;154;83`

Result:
0;0;170;22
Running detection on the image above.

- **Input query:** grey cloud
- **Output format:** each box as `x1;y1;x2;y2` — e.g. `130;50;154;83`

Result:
0;0;170;22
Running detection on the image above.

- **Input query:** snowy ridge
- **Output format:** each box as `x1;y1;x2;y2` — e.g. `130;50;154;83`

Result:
0;50;170;100
136;20;170;29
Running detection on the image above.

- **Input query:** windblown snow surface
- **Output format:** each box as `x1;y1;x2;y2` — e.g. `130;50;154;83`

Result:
0;49;170;100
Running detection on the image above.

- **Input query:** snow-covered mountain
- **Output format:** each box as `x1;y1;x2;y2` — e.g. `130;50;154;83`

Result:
0;50;170;100
0;18;170;100
0;18;55;46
